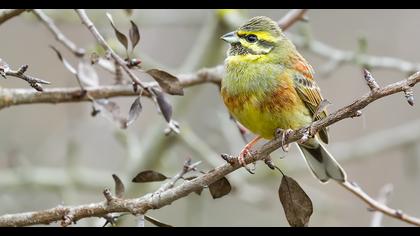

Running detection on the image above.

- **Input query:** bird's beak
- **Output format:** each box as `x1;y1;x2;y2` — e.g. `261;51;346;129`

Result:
221;31;239;44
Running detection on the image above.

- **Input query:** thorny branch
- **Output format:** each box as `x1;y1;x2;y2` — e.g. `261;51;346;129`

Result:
1;9;420;227
1;71;420;226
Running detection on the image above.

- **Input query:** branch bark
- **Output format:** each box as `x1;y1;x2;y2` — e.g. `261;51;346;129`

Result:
1;71;420;227
0;9;27;25
0;66;223;110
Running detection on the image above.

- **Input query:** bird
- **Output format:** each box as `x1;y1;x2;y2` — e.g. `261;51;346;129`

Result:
220;16;346;183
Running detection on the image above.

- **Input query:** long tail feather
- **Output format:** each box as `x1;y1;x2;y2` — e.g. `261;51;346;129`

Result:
297;141;347;183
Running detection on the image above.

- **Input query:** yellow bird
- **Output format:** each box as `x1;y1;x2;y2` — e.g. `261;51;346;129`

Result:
220;16;346;183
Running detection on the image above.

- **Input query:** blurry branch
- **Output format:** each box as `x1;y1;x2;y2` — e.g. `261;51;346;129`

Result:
287;33;420;76
370;184;393;227
2;70;420;226
0;9;27;25
277;9;308;31
0;66;223;110
32;9;86;57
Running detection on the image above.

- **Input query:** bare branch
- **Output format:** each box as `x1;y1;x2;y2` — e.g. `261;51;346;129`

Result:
370;184;393;227
4;64;51;91
1;71;420;226
277;9;308;31
32;9;85;57
0;9;27;25
0;66;223;110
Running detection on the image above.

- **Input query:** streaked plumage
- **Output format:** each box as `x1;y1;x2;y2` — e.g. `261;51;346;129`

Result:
221;16;346;182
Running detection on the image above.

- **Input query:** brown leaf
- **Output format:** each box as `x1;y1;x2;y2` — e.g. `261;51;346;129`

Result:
132;170;168;183
147;69;184;96
151;88;173;123
129;20;140;51
278;175;313;227
126;96;142;127
209;177;231;199
77;61;99;87
106;12;129;52
50;45;77;75
112;174;125;198
144;215;173;227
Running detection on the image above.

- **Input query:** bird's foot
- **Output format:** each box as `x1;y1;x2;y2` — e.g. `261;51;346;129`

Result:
238;147;256;174
276;128;293;152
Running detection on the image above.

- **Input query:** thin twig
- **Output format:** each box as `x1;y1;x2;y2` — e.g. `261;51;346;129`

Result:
370;184;393;227
277;9;308;31
0;66;223;110
32;9;85;57
0;9;27;25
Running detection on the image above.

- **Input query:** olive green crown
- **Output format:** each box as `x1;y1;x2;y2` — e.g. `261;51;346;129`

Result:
239;16;281;37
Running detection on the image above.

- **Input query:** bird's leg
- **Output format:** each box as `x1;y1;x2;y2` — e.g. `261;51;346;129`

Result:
275;128;294;152
238;135;261;174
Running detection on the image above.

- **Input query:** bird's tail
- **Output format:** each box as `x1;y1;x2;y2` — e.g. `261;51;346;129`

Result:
297;141;347;183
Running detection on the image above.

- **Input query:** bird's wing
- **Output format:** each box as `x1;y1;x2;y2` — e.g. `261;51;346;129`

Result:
291;63;329;144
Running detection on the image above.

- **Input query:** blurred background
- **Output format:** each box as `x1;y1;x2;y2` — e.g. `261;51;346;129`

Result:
0;9;420;226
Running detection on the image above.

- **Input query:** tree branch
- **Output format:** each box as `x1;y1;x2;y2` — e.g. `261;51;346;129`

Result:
32;9;85;57
0;66;223;110
0;9;27;25
1;71;420;227
277;9;308;31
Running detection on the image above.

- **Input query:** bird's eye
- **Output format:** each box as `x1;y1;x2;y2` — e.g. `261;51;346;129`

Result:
246;34;258;43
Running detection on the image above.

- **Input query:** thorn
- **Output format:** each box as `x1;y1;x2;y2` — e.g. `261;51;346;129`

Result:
221;153;235;164
103;188;114;203
363;69;380;92
404;87;414;106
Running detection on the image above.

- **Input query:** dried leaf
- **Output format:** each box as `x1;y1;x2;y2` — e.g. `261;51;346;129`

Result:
77;61;99;87
152;88;173;123
106;12;129;52
209;177;231;199
144;215;172;227
126;96;142;127
129;20;140;50
132;170;168;183
147;69;184;96
50;46;77;75
93;99;127;128
278;175;313;227
112;174;125;198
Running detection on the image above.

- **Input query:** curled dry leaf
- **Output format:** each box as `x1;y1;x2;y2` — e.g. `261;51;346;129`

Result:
129;20;140;51
106;12;129;52
112;174;125;198
132;170;168;183
147;69;184;96
77;61;99;88
208;177;231;199
151;87;173;123
278;175;313;227
126;96;142;127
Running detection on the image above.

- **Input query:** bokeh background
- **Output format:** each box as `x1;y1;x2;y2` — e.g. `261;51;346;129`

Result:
1;9;420;226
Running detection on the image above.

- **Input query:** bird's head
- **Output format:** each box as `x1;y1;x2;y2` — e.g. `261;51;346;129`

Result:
221;16;285;59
